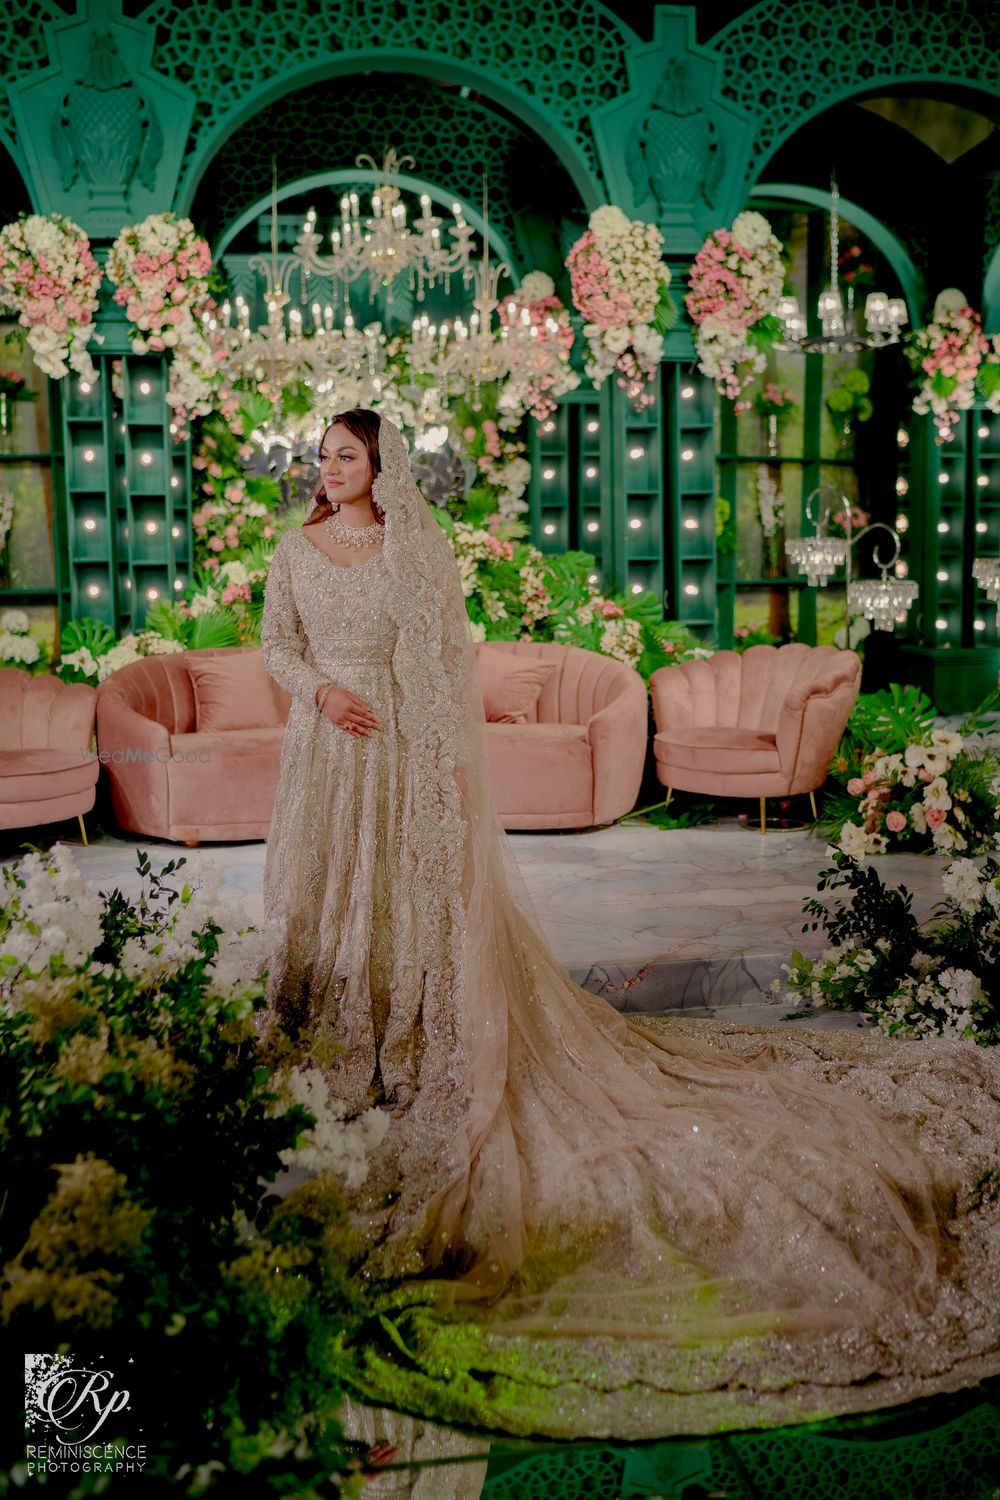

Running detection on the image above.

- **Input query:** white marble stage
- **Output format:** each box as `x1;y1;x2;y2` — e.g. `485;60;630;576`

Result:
2;816;945;1030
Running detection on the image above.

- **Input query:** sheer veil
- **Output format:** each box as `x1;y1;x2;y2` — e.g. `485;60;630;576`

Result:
292;415;1000;1438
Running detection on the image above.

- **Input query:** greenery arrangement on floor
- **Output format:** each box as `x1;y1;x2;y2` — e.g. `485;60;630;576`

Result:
778;850;1000;1044
822;684;1000;856
0;844;393;1494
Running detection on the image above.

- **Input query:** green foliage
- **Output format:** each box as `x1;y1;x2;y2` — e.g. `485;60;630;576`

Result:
715;496;736;556
1;850;374;1492
652;284;679;335
844;683;937;759
57;616;116;678
826;367;873;425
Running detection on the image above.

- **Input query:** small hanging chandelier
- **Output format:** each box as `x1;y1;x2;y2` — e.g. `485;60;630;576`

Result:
774;177;908;354
972;556;1000;627
786;486;918;635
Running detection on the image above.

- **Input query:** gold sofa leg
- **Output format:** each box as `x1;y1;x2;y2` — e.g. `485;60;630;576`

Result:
809;790;818;820
184;839;200;848
664;787;673;810
77;813;89;847
759;796;767;834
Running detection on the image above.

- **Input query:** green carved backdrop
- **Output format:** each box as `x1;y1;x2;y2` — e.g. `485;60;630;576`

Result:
1;0;999;703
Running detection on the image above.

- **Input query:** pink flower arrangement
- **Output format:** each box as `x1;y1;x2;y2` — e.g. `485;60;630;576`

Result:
566;206;675;411
107;213;223;438
0;213;102;383
905;290;999;442
497;272;579;424
685;211;784;401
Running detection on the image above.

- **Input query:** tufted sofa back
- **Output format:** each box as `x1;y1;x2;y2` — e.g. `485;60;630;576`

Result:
95;647;290;735
475;641;643;726
0;666;98;751
650;644;860;732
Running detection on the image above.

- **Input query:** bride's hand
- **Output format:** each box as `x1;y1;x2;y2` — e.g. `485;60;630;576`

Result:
319;685;382;736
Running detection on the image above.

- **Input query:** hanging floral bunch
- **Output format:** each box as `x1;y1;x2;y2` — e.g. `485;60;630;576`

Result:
107;213;225;439
0;213;102;383
685;211;785;401
905;290;1000;442
497;272;579;424
565;206;676;411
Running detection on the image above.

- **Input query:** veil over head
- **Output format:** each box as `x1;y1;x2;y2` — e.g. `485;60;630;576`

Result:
289;413;1000;1440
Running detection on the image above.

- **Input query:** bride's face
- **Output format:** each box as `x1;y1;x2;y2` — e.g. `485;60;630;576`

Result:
319;424;373;508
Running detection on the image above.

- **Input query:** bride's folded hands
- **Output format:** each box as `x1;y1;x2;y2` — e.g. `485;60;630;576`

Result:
315;682;382;736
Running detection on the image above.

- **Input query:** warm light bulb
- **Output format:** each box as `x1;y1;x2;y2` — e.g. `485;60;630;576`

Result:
630;583;643;595
586;521;599;533
937;522;949;533
171;525;180;538
138;380;152;396
585;466;598;479
588;573;598;583
936;569;948;582
897;428;909;447
170;476;180;489
938;472;949;485
586;420;599;433
628;518;642;530
542;420;556;434
79;381;91;394
174;578;184;591
681;385;695;399
935;618;948;630
82;448;96;463
83;517;96;531
683;583;699;597
896;514;909;532
974;618;987;632
140;452;154;466
144;520;158;534
895;476;908;495
124;578;131;589
86;583;101;598
680;448;695;462
542;468;556;480
683;518;698;530
629;446;645;460
977;474;989;487
543;523;556;535
978;425;990;439
146;587;159;601
976;520;988;533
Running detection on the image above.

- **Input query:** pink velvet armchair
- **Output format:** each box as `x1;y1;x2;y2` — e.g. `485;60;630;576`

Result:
649;644;861;831
0;667;99;843
475;641;647;829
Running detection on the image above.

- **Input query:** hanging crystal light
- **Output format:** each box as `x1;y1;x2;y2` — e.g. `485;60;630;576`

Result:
785;534;849;586
786;486;918;636
774;177;908;355
972;556;1000;626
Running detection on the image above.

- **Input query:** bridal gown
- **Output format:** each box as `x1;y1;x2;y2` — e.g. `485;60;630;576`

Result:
259;524;1000;1442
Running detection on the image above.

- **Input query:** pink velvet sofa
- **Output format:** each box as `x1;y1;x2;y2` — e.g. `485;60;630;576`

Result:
95;642;648;843
0;666;99;843
650;644;861;830
474;641;648;830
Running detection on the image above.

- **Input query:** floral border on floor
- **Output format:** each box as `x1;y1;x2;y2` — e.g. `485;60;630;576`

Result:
778;850;1000;1045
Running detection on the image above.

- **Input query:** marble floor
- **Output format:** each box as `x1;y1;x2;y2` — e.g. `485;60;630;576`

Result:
1;814;947;1030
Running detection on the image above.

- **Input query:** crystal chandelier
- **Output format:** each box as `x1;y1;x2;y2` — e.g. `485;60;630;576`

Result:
287;149;476;311
972;556;1000;627
774;178;908;354
786;486;918;635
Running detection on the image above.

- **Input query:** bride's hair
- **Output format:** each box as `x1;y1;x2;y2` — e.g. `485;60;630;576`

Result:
304;407;385;527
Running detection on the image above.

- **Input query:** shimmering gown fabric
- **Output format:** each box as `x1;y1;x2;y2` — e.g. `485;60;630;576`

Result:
259;522;1000;1442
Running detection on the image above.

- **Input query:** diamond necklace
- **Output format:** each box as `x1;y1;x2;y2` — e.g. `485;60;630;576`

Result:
324;506;384;549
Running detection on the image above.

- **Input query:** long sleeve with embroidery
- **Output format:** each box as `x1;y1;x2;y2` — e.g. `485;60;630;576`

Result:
259;536;330;708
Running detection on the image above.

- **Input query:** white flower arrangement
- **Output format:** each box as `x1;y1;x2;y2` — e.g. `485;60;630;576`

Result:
0;213;103;384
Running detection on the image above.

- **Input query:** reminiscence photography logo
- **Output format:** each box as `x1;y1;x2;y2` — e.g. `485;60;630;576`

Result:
24;1354;150;1479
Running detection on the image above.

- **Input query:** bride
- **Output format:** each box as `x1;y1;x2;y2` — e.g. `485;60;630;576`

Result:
257;407;1000;1441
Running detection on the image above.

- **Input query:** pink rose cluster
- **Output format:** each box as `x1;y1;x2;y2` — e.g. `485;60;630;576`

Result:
838;729;975;859
107;213;225;438
0;213;102;383
685;211;785;402
565;206;672;411
906;293;993;442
